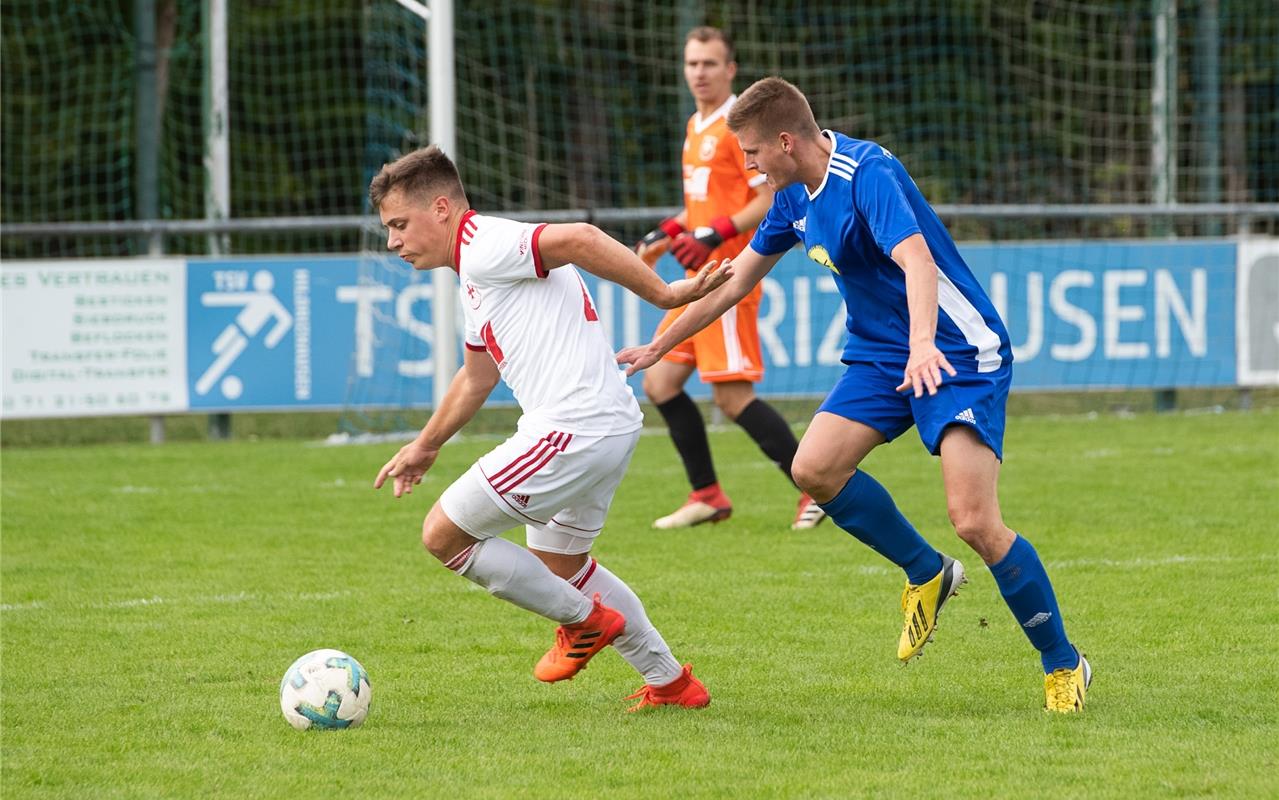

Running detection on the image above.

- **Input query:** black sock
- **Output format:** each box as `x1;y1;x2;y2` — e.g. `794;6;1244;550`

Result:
734;399;799;485
655;392;717;490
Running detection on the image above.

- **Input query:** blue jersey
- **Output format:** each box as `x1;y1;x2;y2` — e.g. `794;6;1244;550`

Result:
750;131;1011;373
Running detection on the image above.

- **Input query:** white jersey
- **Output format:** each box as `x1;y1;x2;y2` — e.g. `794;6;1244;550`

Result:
455;211;644;436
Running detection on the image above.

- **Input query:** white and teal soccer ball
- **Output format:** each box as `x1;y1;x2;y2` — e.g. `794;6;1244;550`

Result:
279;649;372;731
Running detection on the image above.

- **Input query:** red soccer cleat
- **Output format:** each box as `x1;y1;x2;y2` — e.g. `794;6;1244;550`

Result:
625;664;711;711
791;492;828;530
652;485;732;529
533;594;626;683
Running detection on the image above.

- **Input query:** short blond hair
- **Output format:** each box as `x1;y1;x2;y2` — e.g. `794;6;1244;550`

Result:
726;77;821;141
685;26;735;63
368;145;467;209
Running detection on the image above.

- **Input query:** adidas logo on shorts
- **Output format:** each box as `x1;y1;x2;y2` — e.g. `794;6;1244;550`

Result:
510;493;531;508
954;408;976;425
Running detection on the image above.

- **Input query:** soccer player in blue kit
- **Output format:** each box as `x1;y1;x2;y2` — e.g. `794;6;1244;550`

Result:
618;77;1091;712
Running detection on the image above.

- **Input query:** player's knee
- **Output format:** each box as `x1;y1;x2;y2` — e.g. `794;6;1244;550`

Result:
712;390;753;420
947;502;999;548
641;372;675;404
420;508;455;562
790;456;832;497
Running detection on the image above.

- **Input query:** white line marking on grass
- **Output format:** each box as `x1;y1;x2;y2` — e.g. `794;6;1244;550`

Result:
297;590;354;601
0;601;46;611
1047;553;1279;570
96;596;166;608
208;591;256;603
2;589;354;614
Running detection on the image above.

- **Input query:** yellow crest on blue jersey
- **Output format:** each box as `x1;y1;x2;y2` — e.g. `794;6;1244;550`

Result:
807;245;840;275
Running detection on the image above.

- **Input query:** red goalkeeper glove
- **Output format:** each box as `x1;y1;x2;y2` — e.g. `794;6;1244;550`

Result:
635;217;685;267
669;215;738;270
636;217;686;250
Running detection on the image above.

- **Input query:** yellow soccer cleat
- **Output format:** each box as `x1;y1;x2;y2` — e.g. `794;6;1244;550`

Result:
1044;652;1092;713
898;554;966;662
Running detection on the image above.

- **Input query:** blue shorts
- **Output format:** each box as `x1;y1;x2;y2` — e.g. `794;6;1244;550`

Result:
816;361;1012;460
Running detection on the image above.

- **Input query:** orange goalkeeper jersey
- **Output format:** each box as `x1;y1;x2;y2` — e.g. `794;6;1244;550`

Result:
682;95;767;280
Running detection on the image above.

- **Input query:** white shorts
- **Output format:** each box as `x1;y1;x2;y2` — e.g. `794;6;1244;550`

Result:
437;427;640;555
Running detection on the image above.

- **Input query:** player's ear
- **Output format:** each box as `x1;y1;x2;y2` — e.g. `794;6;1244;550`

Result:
432;195;450;221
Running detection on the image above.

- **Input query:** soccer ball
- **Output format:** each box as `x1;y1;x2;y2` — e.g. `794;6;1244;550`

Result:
279;648;372;731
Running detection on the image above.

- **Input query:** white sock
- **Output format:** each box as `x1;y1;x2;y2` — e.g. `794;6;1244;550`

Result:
450;538;592;625
568;558;682;686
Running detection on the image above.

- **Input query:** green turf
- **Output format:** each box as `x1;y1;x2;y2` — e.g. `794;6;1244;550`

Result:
2;409;1277;798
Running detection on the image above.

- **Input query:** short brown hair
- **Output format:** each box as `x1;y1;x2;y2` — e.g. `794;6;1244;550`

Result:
685;26;735;63
368;145;467;209
726;77;821;140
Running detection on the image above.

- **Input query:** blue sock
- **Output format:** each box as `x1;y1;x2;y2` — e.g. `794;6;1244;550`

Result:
990;534;1077;673
820;470;943;585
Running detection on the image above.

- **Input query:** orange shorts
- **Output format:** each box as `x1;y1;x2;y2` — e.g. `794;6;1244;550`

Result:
657;281;765;384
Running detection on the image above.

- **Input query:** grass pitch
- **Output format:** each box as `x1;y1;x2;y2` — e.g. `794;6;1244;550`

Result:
2;408;1277;798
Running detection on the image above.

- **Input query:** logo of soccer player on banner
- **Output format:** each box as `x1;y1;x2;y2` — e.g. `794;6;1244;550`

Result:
194;270;293;399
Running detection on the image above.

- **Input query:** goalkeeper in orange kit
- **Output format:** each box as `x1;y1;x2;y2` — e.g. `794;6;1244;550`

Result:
635;27;825;532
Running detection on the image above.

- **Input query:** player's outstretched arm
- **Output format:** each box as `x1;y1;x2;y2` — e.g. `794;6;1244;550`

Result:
536;223;731;309
616;245;781;376
374;348;500;498
891;233;956;397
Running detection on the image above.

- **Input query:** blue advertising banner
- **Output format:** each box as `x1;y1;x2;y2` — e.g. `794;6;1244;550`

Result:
1;239;1250;419
181;240;1238;413
659;239;1237;397
964;241;1236;389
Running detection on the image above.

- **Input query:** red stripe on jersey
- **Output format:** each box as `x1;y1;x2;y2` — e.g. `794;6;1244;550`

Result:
480;321;506;367
575;273;599;321
464;342;486;352
451;209;478;272
531;223;549;278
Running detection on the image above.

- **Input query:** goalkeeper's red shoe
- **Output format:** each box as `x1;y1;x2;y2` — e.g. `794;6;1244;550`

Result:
791;492;828;530
533;594;626;683
652;485;732;529
626;664;710;711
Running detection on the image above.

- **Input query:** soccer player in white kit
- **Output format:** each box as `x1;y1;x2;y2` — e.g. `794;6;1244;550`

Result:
371;146;730;710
